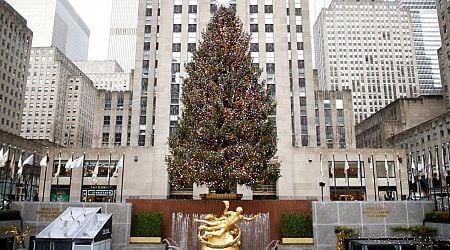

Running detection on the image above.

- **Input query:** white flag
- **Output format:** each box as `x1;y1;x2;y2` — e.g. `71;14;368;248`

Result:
428;150;433;181
357;153;362;180
0;150;9;168
71;155;84;169
9;153;15;178
369;155;375;185
65;156;73;169
344;153;350;181
92;157;99;184
113;155;124;177
54;154;61;178
16;153;22;177
40;155;48;168
441;144;448;178
331;154;335;178
436;149;440;180
410;153;416;184
421;153;426;179
23;155;34;166
18;154;32;177
384;154;389;184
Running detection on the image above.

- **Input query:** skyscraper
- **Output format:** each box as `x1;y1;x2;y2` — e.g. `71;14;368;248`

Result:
437;0;450;110
0;0;33;135
399;0;442;95
314;0;420;123
6;0;90;61
21;47;97;148
107;0;139;72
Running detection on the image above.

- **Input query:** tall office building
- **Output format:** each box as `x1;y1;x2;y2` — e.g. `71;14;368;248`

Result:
6;0;90;61
314;0;420;123
437;0;450;110
123;0;361;198
399;0;441;95
74;60;133;91
21;47;97;148
108;0;140;72
0;0;33;135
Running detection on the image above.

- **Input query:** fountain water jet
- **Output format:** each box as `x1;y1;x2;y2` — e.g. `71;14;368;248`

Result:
171;212;270;249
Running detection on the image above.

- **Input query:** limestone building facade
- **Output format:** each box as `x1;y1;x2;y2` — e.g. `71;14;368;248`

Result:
314;0;420;123
0;0;32;135
73;60;133;91
21;47;98;148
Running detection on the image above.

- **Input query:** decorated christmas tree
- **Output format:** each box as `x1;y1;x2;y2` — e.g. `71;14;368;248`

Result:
167;4;280;193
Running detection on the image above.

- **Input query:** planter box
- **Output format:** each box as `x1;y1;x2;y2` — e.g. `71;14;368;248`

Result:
199;193;243;200
129;237;162;244
282;238;314;244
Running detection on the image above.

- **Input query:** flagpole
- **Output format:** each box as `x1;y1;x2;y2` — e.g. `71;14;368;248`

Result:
15;151;22;201
0;144;6;202
332;153;336;201
437;146;444;210
345;152;350;196
371;154;377;201
429;148;437;210
68;152;73;202
107;152;111;202
319;152;324;201
9;148;16;202
28;151;35;201
94;153;99;202
41;153;48;202
120;153;125;203
80;152;86;202
358;153;365;201
410;153;416;199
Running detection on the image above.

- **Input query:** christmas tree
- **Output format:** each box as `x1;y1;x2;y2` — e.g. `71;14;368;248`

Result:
167;5;280;193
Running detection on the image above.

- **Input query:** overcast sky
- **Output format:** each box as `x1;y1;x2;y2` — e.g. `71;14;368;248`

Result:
68;0;331;61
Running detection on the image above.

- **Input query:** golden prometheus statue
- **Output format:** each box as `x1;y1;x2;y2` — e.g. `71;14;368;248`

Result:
5;225;33;249
195;201;258;250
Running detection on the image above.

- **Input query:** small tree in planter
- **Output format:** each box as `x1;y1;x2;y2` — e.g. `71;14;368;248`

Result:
130;212;163;243
281;213;313;244
335;226;356;250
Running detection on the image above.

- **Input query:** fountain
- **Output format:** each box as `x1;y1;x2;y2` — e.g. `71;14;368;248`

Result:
170;201;270;249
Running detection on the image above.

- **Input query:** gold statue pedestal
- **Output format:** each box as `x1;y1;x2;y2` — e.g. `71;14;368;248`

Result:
200;232;239;250
196;201;257;250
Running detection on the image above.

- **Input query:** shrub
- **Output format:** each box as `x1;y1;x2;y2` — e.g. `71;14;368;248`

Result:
425;211;450;222
281;212;313;238
131;212;162;237
390;225;437;240
0;210;21;221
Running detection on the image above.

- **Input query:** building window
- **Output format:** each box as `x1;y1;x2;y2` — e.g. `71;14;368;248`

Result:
188;43;196;52
250;24;258;32
103;116;110;126
266;43;274;52
264;5;273;13
116;116;123;125
173;24;182;32
250;5;258;13
172;43;181;52
188;5;197;13
114;133;122;145
295;8;302;16
174;5;182;13
146;8;152;16
188;24;196;32
265;24;274;32
250;43;259;52
266;63;275;73
296;25;302;33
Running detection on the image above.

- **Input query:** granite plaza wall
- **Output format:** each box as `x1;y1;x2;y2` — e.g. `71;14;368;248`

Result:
312;201;435;249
